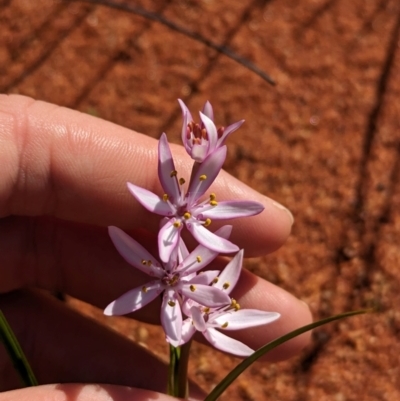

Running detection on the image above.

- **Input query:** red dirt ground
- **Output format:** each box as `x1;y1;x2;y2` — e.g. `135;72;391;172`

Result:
1;0;400;400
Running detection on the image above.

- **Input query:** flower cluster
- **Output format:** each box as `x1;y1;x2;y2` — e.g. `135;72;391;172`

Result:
105;100;280;356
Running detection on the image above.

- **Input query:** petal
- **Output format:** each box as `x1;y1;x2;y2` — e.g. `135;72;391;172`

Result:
188;270;220;285
158;219;182;263
178;237;190;263
203;328;255;357
180;318;196;345
201;200;264;220
190;306;207;332
202;100;214;121
180;284;230;307
158;133;180;200
127;182;174;216
104;282;161;316
178;225;232;274
216;120;244;147
178;99;193;152
212;310;280;330
187;146;227;201
187;222;239;254
199;112;217;153
191;144;209;163
161;290;182;347
213;250;243;294
108;226;164;277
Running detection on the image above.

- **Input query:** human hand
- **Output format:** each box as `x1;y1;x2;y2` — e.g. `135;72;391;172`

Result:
0;95;312;400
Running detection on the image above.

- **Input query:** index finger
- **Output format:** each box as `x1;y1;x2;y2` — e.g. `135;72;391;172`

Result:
0;94;293;256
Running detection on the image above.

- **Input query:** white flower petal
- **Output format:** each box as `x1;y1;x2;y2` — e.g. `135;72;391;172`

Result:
199;112;217;153
158;133;180;200
203;328;255;357
178;225;232;275
213;250;243;293
104;282;161;316
216;120;244;147
202;100;214;121
212;310;280;330
180;284;230;307
127;183;173;216
158;219;182;263
180;318;196;345
201;201;264;220
188;270;220;285
108;226;164;277
191;306;207;332
188;223;239;254
187;146;226;201
161;290;182;347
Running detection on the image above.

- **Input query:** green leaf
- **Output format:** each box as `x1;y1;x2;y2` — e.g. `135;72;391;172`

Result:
204;309;371;401
0;309;38;387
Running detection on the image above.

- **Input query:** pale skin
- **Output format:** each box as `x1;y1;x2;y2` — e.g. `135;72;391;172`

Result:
0;95;312;401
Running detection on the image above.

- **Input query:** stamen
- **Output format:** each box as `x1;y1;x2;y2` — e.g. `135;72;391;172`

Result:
210;200;218;206
203;307;210;313
141;259;147;265
212;277;219;284
179;178;186;185
209;193;216;201
201;128;207;139
196;256;202;263
147;260;152;266
223;282;230;290
173;221;181;228
217;126;225;138
189;285;196;292
170;170;177;177
204;218;212;227
142;286;148;293
168;300;176;307
221;322;229;328
162;194;169;202
183;212;191;220
199;174;207;181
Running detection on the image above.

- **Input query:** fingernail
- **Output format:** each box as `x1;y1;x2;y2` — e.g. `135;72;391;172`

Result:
272;201;294;225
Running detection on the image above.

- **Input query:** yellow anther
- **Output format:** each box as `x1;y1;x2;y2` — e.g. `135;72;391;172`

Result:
141;259;147;265
223;282;230;290
221;322;229;328
190;285;196;292
147;260;152;266
204;218;212;227
234;303;240;311
199;174;207;181
203;307;210;313
179;178;186;185
173;221;181;228
170;170;177;177
196;256;202;263
210;200;218;206
142;286;148;293
162;194;169;202
183;212;191;220
209;193;216;201
212;277;219;284
168;300;176;307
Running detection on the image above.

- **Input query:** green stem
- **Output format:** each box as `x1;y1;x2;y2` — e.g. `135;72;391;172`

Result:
0;309;38;387
167;340;192;399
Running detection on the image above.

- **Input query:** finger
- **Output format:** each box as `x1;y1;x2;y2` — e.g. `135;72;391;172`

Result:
0;290;204;399
0;218;311;361
0;384;191;401
0;94;292;256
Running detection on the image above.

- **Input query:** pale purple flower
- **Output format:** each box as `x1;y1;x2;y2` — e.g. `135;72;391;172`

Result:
180;250;280;356
104;226;232;346
178;99;244;163
128;133;264;262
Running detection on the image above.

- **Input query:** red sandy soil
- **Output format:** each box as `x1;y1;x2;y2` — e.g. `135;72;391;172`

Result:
1;0;400;400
